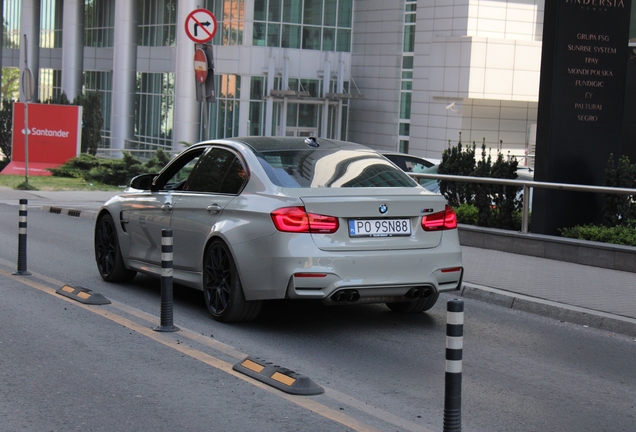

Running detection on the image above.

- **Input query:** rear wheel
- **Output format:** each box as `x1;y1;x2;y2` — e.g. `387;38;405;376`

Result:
203;241;262;322
94;214;136;282
386;290;439;314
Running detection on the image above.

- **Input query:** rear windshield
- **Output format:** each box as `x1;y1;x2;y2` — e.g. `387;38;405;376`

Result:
256;149;416;188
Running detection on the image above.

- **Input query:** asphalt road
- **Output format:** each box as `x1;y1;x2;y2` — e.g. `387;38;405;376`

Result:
1;204;635;432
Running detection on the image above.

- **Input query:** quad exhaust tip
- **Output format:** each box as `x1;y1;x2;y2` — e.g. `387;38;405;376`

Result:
329;287;433;303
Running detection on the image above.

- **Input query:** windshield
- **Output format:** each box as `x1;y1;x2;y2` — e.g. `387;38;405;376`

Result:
257;149;417;188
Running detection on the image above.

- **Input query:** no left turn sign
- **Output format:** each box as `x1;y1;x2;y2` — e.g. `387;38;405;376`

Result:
184;9;217;43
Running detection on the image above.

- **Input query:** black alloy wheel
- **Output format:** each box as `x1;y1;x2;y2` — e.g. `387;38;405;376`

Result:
203;241;262;322
94;214;136;282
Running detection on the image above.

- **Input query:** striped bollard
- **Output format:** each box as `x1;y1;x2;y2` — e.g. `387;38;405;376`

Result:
154;229;179;332
444;299;464;432
12;199;31;276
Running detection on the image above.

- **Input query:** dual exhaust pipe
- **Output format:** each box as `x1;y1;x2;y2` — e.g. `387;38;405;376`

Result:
405;287;433;300
330;286;433;303
330;289;360;303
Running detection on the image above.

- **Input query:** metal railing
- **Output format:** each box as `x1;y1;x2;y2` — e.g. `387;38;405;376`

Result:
408;173;636;234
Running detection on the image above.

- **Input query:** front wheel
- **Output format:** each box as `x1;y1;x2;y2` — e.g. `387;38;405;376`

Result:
202;241;262;322
386;290;439;314
94;214;136;282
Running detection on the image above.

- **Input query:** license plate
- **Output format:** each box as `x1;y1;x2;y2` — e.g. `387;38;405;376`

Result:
348;219;411;237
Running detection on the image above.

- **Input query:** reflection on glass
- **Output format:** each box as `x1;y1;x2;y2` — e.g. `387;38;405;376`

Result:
257;150;415;188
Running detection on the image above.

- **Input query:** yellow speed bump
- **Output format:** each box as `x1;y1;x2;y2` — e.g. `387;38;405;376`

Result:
56;285;111;305
233;356;323;396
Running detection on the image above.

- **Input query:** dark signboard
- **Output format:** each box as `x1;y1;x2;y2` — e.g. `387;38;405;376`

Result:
532;0;632;235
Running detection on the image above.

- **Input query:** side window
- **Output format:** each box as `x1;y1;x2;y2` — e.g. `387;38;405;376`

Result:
404;156;433;172
165;157;201;189
155;148;205;190
185;148;247;194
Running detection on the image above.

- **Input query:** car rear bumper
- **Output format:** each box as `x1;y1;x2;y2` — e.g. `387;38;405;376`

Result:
231;232;463;302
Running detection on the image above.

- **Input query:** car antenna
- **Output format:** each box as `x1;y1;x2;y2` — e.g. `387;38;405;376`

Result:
305;137;319;148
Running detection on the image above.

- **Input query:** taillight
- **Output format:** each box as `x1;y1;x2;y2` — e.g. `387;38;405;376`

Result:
271;206;339;233
421;205;457;231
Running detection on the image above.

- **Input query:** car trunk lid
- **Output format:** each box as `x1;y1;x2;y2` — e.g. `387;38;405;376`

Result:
286;188;446;251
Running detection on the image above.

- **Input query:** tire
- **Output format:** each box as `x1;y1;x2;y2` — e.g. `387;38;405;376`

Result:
94;214;136;282
203;240;262;322
386;290;439;314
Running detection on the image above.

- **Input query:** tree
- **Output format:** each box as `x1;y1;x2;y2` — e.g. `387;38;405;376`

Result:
1;68;19;101
73;91;103;155
0;99;13;161
438;135;522;230
602;154;636;227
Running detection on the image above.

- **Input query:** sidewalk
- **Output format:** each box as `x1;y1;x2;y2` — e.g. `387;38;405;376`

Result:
460;247;636;337
2;187;635;337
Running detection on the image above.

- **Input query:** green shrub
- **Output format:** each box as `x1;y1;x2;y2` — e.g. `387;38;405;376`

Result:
438;133;475;207
439;135;521;230
560;223;636;246
602;153;636;227
562;154;636;245
85;152;144;186
144;148;172;172
49;153;100;178
453;203;479;225
50;151;169;186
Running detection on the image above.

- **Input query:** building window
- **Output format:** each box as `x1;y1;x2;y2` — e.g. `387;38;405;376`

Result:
398;0;417;151
205;74;241;139
138;0;177;47
39;69;62;102
252;0;352;52
249;76;265;136
207;0;244;46
85;0;115;48
135;72;174;152
41;0;63;48
84;71;113;150
2;0;21;48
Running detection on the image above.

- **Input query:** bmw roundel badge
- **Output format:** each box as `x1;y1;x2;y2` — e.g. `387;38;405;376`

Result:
379;204;388;214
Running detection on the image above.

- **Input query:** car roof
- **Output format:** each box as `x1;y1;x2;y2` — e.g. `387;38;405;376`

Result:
206;136;373;153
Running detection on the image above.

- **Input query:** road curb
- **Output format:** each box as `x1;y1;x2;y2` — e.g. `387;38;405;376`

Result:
40;206;98;221
460;282;636;338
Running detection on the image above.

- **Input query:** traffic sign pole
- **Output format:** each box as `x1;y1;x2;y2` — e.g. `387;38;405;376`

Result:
21;34;34;186
185;9;217;141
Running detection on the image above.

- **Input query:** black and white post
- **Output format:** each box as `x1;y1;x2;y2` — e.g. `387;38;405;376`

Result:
13;199;31;276
444;298;464;432
154;229;179;332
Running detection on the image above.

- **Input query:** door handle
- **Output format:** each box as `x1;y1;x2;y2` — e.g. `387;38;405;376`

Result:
161;203;173;212
207;204;222;214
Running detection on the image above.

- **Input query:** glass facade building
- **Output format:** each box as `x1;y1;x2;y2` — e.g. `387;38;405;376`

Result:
2;0;359;159
3;0;636;163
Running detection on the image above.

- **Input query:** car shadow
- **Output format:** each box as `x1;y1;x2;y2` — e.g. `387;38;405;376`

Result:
124;274;445;333
251;298;443;333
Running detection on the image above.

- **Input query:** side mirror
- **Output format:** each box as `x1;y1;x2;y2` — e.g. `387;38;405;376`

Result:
129;173;158;190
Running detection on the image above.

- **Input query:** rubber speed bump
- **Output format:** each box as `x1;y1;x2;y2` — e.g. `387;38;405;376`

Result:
233;356;324;396
56;285;111;305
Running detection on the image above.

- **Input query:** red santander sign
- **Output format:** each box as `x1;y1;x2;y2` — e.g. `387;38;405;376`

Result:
1;103;82;176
